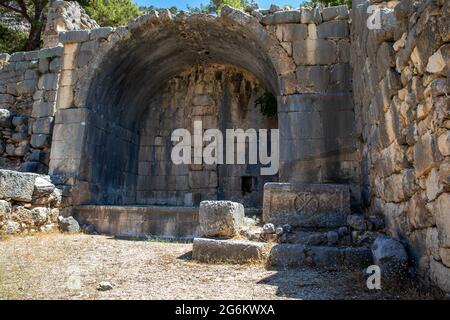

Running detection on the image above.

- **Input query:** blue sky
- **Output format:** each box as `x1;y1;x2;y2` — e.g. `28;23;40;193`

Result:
133;1;305;10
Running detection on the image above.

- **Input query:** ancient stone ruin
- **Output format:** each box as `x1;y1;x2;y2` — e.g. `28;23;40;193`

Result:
0;0;449;295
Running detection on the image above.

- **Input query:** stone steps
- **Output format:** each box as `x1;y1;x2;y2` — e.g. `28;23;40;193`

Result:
269;243;373;271
283;229;352;246
192;238;267;264
192;237;373;271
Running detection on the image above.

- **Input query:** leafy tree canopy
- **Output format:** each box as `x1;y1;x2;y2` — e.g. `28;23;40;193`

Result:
0;23;28;53
79;0;140;27
187;0;255;14
0;0;48;51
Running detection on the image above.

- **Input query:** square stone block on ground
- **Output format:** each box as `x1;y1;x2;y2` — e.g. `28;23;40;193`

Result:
199;200;244;238
263;183;351;228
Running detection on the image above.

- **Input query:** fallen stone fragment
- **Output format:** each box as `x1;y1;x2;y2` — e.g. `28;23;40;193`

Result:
97;281;113;291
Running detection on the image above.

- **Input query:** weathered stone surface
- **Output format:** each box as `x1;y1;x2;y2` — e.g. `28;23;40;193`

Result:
0;199;11;216
34;176;55;197
97;281;113;291
426;45;449;74
269;243;306;267
347;214;366;231
322;5;349;21
262;10;301;25
262;223;275;234
90;27;113;40
432;193;450;248
426;227;441;261
269;244;372;270
58;216;80;233
414;132;442;177
430;259;450;292
31;133;50;148
438;131;450;156
59;30;90;43
276;24;307;42
5;221;20;234
32;117;53;134
0;169;37;202
300;8;313;24
263;183;350;228
440;248;450;268
406;192;435;230
192;238;264;264
0;109;12;128
293;39;337;65
425;168;443;201
327;230;339;245
373;142;408;177
371;236;409;282
198;201;244;238
317;20;349;39
31;207;49;225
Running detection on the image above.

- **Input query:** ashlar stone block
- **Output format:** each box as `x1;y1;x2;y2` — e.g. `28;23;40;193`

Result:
263;183;350;228
199;200;244;238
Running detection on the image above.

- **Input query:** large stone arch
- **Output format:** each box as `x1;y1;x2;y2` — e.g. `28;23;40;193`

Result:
50;8;295;206
86;8;293;129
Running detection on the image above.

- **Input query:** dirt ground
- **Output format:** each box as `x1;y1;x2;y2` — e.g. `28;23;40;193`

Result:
0;233;432;300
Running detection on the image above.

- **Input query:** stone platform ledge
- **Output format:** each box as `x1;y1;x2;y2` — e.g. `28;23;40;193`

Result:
263;183;351;228
73;205;200;239
192;238;268;264
269;244;372;271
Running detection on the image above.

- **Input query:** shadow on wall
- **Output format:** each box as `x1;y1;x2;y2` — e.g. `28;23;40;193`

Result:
80;16;282;206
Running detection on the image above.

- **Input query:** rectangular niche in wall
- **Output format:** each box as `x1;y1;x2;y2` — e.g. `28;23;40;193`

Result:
241;176;256;196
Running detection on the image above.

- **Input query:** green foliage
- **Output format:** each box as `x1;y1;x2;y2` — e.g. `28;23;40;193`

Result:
254;92;277;118
187;0;255;14
139;5;178;14
0;0;48;51
0;23;28;53
303;0;352;7
82;0;140;27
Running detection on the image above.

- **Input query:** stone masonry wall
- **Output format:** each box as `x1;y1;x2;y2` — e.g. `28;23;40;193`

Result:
0;169;62;235
0;52;38;170
351;0;449;293
0;46;63;174
258;5;360;208
137;64;278;208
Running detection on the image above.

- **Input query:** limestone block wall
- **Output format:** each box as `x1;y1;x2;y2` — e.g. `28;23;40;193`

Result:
0;169;62;235
0;52;38;170
351;0;449;293
0;47;63;174
261;6;360;207
137;64;278;207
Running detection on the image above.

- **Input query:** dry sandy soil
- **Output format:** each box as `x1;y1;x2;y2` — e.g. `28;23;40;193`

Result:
0;233;431;300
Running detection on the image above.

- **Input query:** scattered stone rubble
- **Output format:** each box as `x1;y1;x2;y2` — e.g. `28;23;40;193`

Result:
0;169;61;234
193;196;408;277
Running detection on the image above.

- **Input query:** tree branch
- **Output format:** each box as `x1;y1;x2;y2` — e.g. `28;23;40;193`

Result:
0;0;31;22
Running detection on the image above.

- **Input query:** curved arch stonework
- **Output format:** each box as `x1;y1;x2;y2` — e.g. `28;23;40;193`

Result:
48;6;357;206
2;0;449;295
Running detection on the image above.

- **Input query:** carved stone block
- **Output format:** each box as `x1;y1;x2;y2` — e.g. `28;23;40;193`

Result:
263;183;351;228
